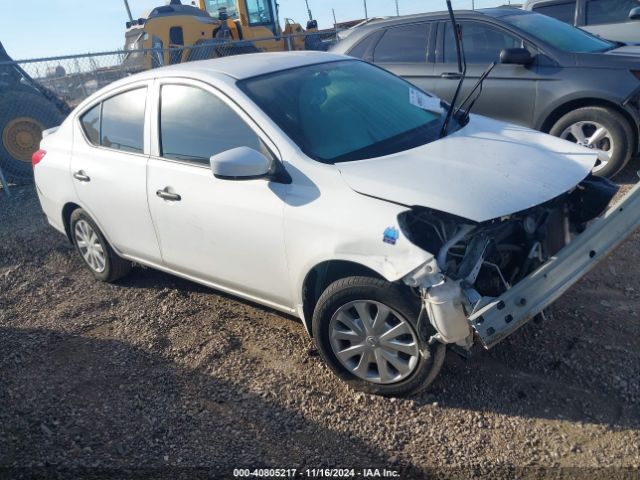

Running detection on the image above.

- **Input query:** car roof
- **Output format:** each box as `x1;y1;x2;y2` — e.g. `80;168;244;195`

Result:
330;8;531;53
343;7;529;29
129;51;349;83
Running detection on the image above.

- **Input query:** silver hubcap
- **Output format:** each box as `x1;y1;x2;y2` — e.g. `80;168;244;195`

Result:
329;300;420;384
560;121;614;173
74;220;106;273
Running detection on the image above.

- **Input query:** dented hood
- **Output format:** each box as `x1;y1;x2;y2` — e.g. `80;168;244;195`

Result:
337;116;597;223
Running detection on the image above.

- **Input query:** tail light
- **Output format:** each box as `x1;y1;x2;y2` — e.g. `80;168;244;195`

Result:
32;149;46;168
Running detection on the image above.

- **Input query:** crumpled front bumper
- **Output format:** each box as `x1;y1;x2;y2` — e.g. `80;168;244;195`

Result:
469;180;640;349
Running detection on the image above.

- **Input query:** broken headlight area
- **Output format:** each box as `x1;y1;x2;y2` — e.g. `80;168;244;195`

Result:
399;175;618;346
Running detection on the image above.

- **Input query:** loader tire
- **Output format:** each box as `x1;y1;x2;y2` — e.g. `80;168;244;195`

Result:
0;90;65;184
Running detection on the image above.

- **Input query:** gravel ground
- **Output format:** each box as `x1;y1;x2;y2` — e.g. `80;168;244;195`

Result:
0;167;639;479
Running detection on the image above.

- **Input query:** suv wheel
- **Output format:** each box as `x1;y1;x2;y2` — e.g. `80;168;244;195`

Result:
550;106;634;178
70;209;132;282
312;276;446;397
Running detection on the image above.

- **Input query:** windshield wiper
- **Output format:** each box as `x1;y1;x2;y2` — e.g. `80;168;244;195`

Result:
454;61;497;123
439;0;466;139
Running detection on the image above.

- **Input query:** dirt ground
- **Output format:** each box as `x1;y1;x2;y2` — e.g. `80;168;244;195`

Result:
0;166;639;479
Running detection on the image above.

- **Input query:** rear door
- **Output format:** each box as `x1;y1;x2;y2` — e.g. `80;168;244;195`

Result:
71;83;161;262
431;20;539;127
370;22;436;93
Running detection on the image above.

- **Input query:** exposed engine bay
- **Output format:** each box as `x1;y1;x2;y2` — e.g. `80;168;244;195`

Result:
399;174;619;347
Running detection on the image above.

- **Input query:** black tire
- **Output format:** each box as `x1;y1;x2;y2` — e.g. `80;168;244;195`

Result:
549;106;635;178
70;209;132;283
312;276;446;397
0;90;66;183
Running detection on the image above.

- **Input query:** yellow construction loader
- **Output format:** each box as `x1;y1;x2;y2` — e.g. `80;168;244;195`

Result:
123;0;320;69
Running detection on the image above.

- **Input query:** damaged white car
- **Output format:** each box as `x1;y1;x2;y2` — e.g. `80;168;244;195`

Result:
34;51;640;396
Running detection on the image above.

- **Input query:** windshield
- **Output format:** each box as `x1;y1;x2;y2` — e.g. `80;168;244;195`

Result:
238;61;445;164
502;13;615;53
203;0;239;19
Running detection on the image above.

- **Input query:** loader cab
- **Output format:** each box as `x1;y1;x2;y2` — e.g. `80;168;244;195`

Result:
200;0;284;47
124;3;220;68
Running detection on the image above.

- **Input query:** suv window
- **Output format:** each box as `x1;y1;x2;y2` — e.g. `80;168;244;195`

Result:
346;30;384;60
444;22;521;64
531;1;576;24
80;103;101;146
586;0;638;25
159;84;263;164
373;23;429;63
100;88;147;153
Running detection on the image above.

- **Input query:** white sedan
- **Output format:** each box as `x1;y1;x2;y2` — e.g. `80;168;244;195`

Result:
34;52;640;396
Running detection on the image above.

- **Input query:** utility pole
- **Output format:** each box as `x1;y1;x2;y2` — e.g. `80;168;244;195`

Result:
363;0;368;21
123;0;134;22
332;8;337;29
472;0;475;10
395;0;400;16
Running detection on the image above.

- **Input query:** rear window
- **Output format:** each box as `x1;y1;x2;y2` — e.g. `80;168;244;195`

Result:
531;1;576;24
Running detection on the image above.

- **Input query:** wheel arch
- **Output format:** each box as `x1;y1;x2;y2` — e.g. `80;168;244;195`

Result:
61;202;82;244
300;259;390;336
538;98;639;155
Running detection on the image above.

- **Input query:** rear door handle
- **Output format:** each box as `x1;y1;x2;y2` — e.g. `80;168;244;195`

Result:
156;188;181;202
73;170;90;182
440;72;462;79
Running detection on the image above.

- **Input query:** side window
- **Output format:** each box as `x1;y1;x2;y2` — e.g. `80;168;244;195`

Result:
348;32;379;59
586;0;638;25
373;23;429;63
169;26;184;45
444;22;522;64
101;88;147;153
245;0;274;26
532;1;577;24
159;84;263;164
80;103;101;146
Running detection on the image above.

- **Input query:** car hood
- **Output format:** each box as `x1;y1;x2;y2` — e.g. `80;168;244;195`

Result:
575;45;640;67
337;116;597;223
605;45;640;57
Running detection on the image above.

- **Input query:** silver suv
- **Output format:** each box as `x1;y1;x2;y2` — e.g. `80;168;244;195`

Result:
523;0;640;43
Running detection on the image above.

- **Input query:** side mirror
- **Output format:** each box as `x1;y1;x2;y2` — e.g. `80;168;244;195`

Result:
500;48;533;66
630;7;640;20
210;146;271;180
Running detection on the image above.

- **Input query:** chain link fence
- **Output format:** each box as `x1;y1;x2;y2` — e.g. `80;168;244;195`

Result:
0;30;337;185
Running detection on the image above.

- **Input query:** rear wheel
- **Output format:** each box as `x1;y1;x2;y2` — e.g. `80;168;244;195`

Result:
0;90;65;183
550;106;634;178
312;276;446;397
70;209;132;283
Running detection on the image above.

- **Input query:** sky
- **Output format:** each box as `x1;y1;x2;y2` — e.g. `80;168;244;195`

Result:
1;0;512;60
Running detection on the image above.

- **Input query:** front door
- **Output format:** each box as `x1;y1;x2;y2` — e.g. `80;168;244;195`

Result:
432;20;539;128
146;81;291;308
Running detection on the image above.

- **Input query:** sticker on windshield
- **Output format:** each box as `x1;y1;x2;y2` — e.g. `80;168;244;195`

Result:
383;226;400;245
409;88;440;112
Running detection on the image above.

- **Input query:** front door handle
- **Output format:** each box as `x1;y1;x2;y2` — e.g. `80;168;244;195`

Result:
156;188;181;202
73;170;90;182
440;72;462;79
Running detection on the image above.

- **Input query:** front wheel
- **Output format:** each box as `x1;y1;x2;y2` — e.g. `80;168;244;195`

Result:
550;106;634;178
312;276;446;397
